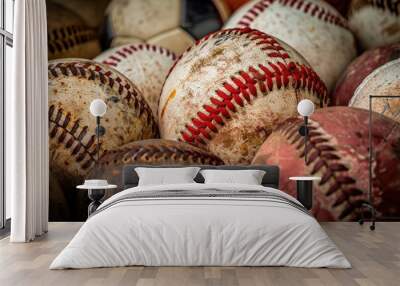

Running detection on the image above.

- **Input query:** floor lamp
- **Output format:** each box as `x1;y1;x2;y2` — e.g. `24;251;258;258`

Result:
359;95;400;231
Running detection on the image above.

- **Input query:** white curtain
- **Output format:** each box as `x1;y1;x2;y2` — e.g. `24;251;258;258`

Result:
8;0;49;242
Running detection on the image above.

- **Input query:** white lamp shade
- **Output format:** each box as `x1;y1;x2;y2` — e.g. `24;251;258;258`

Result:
297;99;315;117
90;99;107;117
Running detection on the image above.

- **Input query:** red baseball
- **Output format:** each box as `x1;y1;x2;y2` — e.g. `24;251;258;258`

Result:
348;0;400;50
252;107;400;221
333;43;400;106
159;28;328;164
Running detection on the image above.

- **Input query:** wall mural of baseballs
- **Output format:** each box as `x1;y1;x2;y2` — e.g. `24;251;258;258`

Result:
224;0;357;92
46;0;400;221
333;44;400;106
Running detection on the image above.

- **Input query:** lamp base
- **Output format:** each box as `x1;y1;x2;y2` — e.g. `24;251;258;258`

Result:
95;125;106;137
296;180;313;210
358;202;376;231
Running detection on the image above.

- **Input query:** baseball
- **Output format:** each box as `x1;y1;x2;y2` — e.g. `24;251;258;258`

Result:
333;44;400;106
159;28;328;164
105;0;230;55
224;0;356;92
90;139;224;190
252;107;400;221
349;0;400;50
349;59;400;123
94;43;177;119
48;59;158;181
47;2;101;60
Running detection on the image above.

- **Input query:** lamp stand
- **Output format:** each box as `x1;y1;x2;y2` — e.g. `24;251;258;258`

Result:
299;116;309;163
94;116;106;163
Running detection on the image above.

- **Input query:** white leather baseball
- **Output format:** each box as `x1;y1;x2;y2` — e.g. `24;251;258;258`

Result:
350;59;400;123
159;28;328;164
225;0;357;92
95;44;177;119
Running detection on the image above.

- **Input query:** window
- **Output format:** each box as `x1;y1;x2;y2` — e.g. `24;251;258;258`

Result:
1;0;14;230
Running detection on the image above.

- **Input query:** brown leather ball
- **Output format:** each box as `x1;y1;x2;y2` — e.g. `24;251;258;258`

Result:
252;107;400;221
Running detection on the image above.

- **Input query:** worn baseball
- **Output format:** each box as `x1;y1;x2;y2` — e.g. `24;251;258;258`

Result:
94;44;177;119
90;139;224;190
48;59;158;181
349;0;400;50
333;44;400;106
159;28;328;164
349;59;400;123
47;2;101;60
224;0;356;92
252;107;400;221
105;0;230;55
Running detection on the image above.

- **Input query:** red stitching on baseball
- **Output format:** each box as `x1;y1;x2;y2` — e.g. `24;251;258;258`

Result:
279;119;366;219
236;0;348;29
100;43;177;67
49;105;100;171
180;61;327;145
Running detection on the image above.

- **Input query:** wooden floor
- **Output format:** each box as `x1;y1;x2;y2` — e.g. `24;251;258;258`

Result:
0;222;399;286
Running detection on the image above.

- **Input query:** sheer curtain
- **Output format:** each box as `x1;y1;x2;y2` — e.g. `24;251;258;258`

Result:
8;0;48;242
